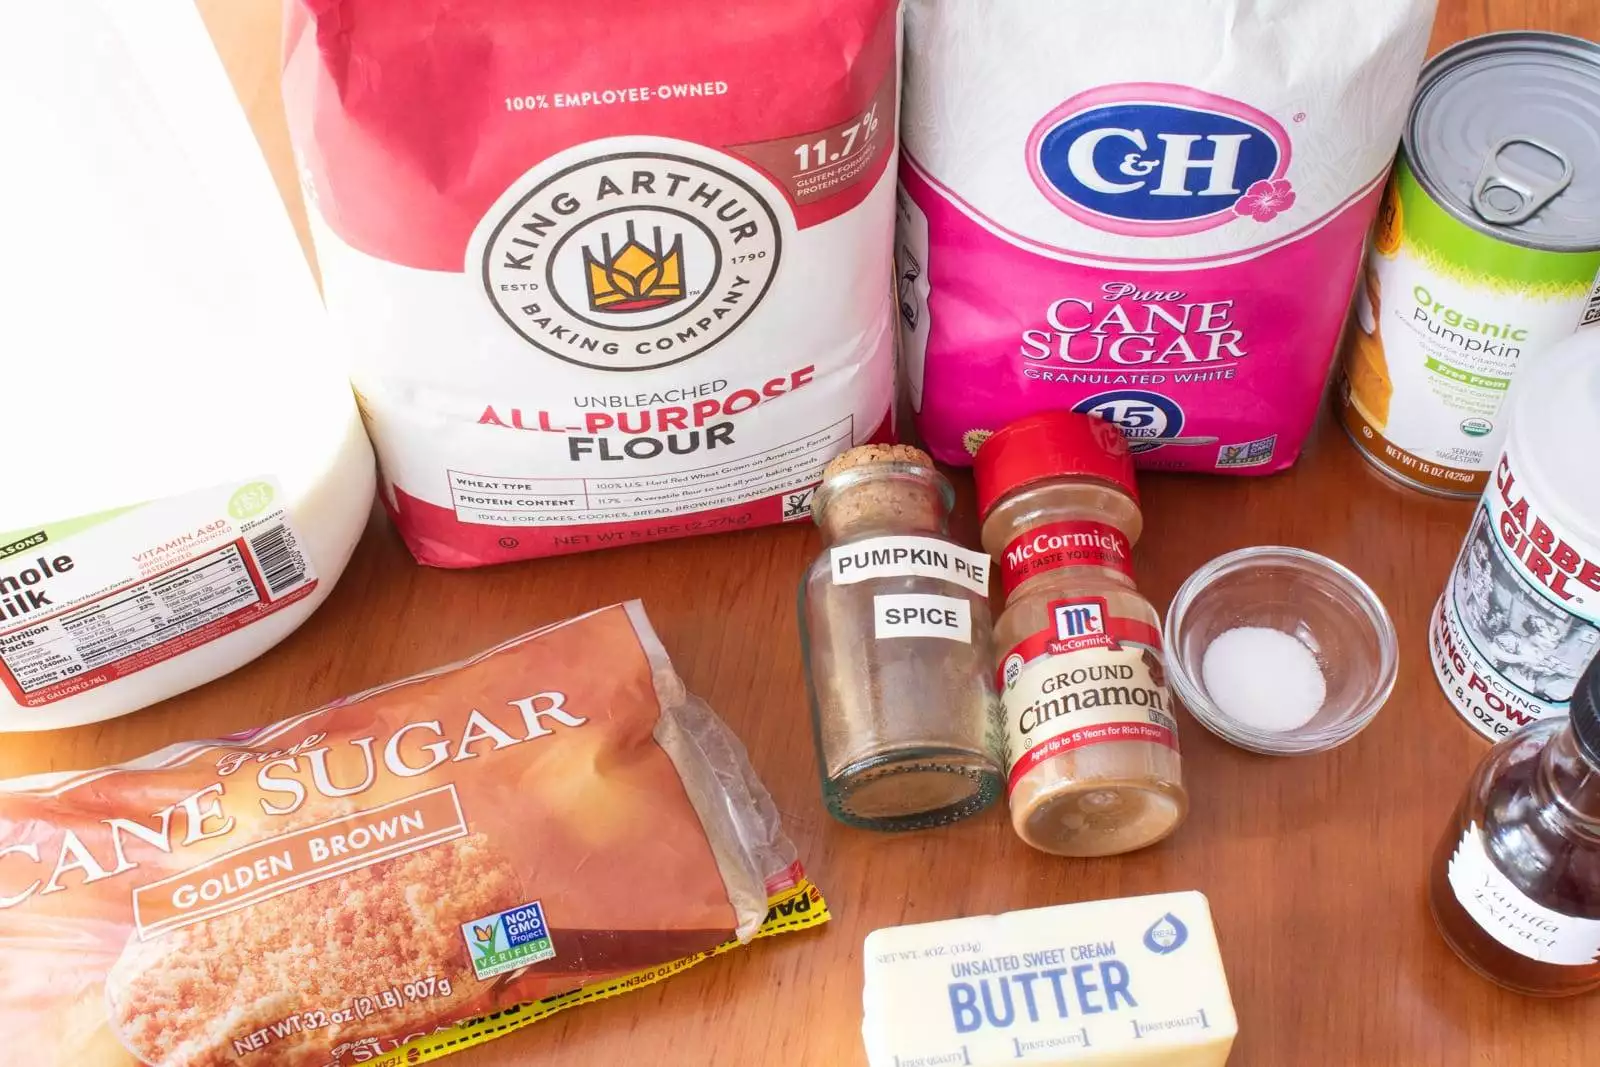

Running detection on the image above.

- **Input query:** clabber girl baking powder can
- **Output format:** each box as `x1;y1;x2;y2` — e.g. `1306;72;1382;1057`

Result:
1431;330;1600;740
1340;32;1600;497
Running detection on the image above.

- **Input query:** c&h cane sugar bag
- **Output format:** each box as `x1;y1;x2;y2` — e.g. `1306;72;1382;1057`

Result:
898;0;1438;473
283;0;900;567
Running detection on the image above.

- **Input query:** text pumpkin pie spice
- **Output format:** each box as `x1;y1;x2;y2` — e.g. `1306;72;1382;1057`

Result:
0;603;818;1066
800;444;1003;831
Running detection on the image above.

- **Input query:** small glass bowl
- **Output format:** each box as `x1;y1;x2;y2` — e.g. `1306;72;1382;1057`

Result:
1163;546;1398;755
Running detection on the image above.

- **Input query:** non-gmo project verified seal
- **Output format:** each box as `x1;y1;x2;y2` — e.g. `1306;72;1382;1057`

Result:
462;900;556;980
1216;435;1277;469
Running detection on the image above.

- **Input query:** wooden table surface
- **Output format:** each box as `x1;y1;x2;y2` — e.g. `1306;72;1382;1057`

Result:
10;2;1598;1064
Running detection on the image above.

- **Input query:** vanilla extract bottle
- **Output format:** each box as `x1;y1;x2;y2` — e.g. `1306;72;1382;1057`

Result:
1429;652;1600;995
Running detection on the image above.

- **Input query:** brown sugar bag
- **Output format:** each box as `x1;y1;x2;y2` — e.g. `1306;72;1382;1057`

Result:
0;603;806;1066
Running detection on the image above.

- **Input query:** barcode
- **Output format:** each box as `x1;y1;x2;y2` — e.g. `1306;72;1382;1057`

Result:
248;525;306;597
1583;281;1600;327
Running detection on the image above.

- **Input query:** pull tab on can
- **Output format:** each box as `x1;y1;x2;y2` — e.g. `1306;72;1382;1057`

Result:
1471;136;1575;226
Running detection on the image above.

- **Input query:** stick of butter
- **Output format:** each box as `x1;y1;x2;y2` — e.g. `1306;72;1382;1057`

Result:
862;891;1236;1066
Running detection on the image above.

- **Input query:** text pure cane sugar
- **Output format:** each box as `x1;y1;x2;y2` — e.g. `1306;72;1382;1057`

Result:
282;0;901;567
0;603;824;1066
1340;33;1600;496
898;0;1436;475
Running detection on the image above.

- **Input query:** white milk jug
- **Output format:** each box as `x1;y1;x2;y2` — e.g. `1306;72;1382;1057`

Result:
0;3;374;730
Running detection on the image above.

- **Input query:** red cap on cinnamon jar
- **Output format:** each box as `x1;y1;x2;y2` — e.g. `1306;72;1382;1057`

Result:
973;411;1138;519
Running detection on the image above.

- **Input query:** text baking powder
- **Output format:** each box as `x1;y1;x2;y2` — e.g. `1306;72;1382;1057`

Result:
1431;331;1600;740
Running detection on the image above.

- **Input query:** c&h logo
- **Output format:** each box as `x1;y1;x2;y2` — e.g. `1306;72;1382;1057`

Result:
1027;83;1295;237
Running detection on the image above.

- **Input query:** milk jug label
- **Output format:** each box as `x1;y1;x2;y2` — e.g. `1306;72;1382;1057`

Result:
0;479;318;708
1431;446;1600;739
1448;823;1600;965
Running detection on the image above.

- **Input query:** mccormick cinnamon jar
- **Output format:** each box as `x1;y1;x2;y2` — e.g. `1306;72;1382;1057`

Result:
975;413;1187;857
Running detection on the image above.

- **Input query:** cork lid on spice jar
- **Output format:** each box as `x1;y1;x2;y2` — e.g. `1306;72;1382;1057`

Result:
812;444;952;531
973;412;1137;519
819;443;938;480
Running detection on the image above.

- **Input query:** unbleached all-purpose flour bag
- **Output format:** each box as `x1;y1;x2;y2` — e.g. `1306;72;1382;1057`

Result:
899;0;1438;473
284;0;899;566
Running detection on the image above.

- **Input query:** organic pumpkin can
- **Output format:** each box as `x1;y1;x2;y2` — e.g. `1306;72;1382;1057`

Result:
1340;32;1600;497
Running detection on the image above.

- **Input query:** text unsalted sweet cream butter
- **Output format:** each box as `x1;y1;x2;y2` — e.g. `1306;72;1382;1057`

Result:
862;891;1236;1066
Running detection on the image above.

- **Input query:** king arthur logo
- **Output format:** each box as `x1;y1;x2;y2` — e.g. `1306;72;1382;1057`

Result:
477;148;784;372
583;222;686;313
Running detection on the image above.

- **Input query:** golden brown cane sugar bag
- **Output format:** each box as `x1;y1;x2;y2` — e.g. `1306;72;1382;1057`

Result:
0;603;805;1066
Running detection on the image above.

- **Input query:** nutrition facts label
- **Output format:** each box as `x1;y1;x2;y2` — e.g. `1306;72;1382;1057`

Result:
449;417;853;526
0;514;316;707
3;542;258;693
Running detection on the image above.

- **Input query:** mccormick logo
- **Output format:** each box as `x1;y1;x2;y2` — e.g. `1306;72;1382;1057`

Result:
1054;600;1106;640
1026;83;1294;237
584;222;686;312
1046;597;1117;655
478;149;783;372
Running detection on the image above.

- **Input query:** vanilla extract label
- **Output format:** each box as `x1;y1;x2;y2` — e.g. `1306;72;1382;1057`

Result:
1447;823;1600;966
477;148;784;372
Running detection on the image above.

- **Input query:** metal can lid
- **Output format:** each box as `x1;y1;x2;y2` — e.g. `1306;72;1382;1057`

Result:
1407;31;1600;252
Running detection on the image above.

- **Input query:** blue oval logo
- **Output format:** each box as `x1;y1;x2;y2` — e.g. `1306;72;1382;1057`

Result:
1027;86;1292;234
1143;912;1190;955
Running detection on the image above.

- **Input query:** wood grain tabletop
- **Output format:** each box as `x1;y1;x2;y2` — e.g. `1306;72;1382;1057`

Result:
8;1;1598;1064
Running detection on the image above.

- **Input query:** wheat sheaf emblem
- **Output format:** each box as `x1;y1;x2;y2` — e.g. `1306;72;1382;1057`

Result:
584;221;686;313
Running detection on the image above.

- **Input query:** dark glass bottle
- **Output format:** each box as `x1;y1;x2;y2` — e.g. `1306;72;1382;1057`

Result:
1428;653;1600;996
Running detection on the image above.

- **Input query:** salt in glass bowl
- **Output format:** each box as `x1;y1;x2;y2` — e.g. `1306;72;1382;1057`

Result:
1162;546;1398;755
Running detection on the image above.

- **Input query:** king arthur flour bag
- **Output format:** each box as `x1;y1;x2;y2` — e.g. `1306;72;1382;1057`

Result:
899;0;1438;474
284;0;900;567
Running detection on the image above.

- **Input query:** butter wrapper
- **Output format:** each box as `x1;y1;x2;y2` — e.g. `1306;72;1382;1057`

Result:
863;891;1236;1066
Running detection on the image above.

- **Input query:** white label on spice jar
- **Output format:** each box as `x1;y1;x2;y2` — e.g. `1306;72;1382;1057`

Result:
1447;822;1600;966
872;594;972;643
1430;444;1600;740
1001;644;1179;794
831;536;991;595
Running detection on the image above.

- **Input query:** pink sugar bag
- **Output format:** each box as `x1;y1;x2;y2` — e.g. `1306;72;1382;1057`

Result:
898;0;1438;473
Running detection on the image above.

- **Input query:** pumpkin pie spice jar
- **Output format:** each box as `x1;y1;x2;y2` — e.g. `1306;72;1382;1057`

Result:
799;445;1003;832
975;413;1188;857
